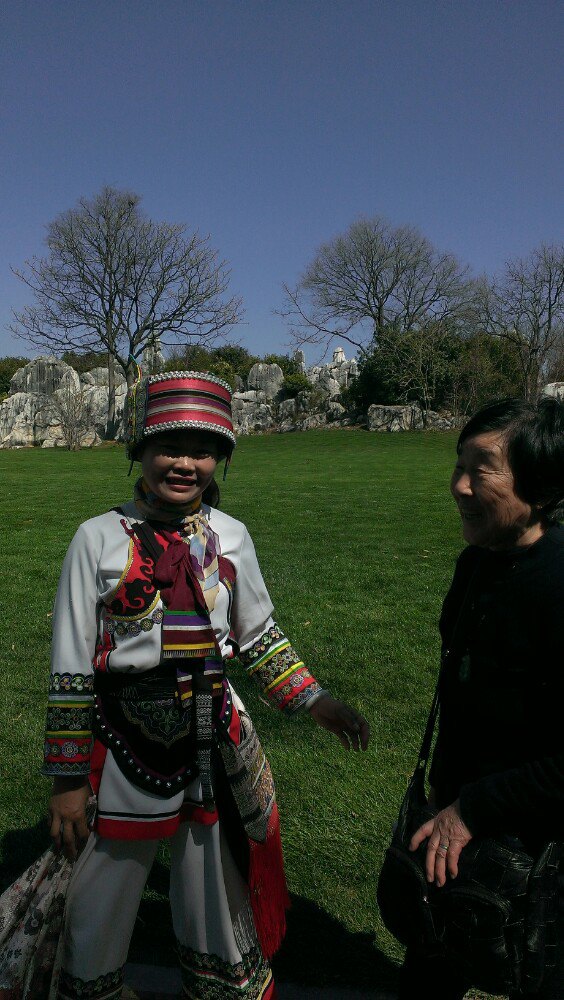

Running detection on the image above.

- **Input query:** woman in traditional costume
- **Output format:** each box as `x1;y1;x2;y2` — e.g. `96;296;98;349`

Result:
43;371;369;1000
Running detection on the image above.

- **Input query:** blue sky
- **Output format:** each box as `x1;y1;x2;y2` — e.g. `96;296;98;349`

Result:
1;0;562;364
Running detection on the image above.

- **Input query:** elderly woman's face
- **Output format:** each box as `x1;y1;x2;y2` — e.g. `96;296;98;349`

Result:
450;430;543;550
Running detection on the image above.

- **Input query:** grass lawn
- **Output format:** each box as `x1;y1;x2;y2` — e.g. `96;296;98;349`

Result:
0;429;500;996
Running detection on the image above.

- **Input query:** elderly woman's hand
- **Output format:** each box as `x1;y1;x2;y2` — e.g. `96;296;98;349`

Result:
308;695;370;751
409;798;473;887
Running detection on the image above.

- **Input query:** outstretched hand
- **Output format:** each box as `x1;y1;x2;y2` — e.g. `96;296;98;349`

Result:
409;798;473;887
309;695;370;751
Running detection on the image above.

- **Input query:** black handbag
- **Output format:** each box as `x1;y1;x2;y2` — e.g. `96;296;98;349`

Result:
377;569;562;995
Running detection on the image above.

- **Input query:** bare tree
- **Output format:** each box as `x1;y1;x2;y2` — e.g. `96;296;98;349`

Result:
280;217;476;354
49;382;94;451
376;324;457;421
11;187;243;436
478;244;564;400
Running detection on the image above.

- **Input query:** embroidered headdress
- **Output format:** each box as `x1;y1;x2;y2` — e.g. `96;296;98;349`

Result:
126;370;236;461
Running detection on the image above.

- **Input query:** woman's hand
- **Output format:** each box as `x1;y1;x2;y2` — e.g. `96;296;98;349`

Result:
308;695;370;751
409;798;473;887
48;777;91;861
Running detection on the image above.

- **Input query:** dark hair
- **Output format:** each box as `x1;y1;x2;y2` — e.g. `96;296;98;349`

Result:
458;397;564;523
202;477;220;508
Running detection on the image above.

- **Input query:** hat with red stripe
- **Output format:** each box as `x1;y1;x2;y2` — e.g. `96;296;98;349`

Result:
126;371;236;461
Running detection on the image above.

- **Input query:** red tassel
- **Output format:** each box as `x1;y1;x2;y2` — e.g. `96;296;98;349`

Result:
248;803;291;960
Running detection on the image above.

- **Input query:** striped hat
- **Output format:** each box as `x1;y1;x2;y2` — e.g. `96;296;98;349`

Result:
126;371;236;460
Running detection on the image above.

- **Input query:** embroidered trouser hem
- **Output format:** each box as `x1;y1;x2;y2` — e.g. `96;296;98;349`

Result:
57;818;273;999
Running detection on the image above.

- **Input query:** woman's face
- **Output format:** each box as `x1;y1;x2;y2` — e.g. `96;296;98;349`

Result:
450;430;544;550
141;430;219;505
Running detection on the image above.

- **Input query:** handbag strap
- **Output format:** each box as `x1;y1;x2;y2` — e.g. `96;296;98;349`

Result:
416;554;485;772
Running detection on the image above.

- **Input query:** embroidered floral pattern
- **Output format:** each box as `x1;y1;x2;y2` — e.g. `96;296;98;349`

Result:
120;697;190;746
0;847;70;998
58;966;125;999
44;679;93;775
46;704;92;732
43;735;93;774
49;673;94;694
177;941;273;1000
105;607;164;637
239;624;321;714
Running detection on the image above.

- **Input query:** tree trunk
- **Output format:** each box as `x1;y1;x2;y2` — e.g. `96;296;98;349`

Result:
106;360;116;439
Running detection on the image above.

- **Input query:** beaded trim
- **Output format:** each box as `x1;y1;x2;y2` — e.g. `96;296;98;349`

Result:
106;607;164;636
142;419;236;446
146;370;233;392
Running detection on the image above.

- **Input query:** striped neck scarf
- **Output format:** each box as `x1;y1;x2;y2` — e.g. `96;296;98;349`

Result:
133;477;220;614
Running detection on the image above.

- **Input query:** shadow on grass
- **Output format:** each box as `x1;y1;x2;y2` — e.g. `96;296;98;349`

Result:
0;817;51;890
129;860;399;992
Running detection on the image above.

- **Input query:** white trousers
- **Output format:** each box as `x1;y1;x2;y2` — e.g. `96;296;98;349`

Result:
57;819;273;1000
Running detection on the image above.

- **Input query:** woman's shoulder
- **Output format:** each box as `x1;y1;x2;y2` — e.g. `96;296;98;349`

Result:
69;506;131;546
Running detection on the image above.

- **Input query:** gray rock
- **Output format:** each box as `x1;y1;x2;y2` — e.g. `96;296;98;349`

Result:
293;349;306;373
83;383;127;439
297;412;327;431
326;401;346;422
10;356;79;396
80;366;127;388
233;389;266;403
246;363;284;399
295;390;313;414
316;373;341;397
0;359;128;446
231;394;274;435
367;404;425;432
278;398;297;421
278;419;297;433
542;382;564;400
0;392;46;447
367;403;455;432
142;336;165;375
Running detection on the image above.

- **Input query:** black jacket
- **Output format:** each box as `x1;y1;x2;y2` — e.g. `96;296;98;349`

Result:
430;524;564;845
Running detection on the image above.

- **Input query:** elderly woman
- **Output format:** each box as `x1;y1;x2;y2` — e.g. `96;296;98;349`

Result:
43;371;369;1000
399;397;564;1000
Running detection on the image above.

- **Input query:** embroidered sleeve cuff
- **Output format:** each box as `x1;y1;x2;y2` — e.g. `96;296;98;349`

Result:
239;624;322;715
42;675;94;775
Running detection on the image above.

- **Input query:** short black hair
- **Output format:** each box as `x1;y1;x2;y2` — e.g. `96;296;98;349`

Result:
458;397;564;523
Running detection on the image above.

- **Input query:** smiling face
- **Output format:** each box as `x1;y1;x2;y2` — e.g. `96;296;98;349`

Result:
450;430;544;551
140;430;220;506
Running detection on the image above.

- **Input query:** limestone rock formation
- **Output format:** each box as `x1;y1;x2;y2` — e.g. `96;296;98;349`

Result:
0;347;455;446
80;365;127;388
246;363;284;399
367;404;454;432
231;391;275;435
0;392;46;447
0;356;126;447
9;356;79;396
309;348;358;397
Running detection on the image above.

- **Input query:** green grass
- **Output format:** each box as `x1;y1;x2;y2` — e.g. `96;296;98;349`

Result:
1;430;497;994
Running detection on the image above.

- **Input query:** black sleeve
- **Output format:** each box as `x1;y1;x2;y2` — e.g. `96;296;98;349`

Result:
459;753;564;835
430;546;481;789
